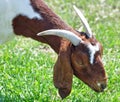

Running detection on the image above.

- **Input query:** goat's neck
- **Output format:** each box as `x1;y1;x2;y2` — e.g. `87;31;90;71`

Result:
31;0;73;30
13;0;77;53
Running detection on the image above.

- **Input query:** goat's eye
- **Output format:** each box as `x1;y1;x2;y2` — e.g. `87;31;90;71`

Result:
79;61;83;65
79;64;86;69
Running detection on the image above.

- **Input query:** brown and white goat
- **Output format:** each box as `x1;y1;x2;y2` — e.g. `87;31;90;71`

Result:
0;0;107;99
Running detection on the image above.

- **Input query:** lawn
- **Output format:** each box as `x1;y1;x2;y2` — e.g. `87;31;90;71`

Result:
0;0;120;102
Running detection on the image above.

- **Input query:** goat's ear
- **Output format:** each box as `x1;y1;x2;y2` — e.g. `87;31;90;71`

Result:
53;51;73;99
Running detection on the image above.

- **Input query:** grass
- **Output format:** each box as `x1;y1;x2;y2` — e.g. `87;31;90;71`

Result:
0;0;120;101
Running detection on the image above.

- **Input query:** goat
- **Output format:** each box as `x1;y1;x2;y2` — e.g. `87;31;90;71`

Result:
0;0;107;99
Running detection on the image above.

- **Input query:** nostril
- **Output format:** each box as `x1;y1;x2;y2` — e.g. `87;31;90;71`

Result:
101;84;107;90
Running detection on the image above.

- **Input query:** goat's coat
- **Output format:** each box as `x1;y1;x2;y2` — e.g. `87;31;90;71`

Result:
0;0;107;99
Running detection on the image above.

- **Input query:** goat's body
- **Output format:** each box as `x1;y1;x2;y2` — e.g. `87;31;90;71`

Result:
0;0;107;98
0;0;42;44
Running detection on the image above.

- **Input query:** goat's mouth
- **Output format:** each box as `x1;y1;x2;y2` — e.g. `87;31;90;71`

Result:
73;69;107;92
90;85;106;92
77;75;107;92
76;76;107;92
88;81;107;92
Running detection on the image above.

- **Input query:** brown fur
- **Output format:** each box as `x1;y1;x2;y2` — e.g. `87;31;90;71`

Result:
13;15;61;53
12;0;107;99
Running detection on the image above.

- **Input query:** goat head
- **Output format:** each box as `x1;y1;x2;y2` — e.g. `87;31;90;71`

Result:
37;6;107;98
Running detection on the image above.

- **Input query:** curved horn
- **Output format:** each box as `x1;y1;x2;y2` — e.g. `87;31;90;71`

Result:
73;5;92;38
37;29;83;46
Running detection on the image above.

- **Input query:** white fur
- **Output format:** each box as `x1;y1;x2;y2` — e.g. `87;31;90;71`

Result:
0;0;42;44
87;43;99;64
97;82;101;87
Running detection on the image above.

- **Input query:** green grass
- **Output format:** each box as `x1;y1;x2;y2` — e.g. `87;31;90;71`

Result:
0;0;120;102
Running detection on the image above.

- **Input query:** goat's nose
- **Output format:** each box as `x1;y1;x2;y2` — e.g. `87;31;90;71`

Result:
101;84;107;90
